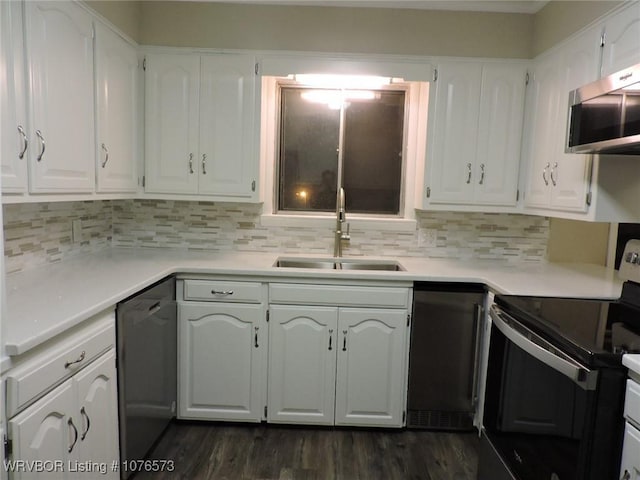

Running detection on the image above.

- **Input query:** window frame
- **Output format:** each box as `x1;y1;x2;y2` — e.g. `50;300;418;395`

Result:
274;80;410;217
259;74;429;232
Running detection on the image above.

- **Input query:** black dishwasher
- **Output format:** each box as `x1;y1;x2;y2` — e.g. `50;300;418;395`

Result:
407;282;485;430
116;276;177;479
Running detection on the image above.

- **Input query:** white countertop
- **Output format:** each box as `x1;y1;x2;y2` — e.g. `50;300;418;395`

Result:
3;247;623;361
623;355;640;380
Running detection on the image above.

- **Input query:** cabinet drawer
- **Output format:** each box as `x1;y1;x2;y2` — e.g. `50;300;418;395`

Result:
6;311;115;419
269;283;410;308
625;379;640;427
183;280;263;303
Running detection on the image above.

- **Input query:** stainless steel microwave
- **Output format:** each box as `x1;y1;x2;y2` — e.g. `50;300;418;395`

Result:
566;63;640;154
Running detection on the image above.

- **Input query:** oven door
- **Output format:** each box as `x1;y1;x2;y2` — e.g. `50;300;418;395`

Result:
480;304;610;480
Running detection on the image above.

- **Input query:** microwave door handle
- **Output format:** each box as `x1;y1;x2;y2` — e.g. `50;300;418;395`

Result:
490;307;597;391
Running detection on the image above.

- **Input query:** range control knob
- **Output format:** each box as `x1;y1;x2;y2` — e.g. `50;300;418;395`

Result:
626;252;639;264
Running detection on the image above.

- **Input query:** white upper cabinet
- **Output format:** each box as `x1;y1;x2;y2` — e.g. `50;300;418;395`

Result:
145;52;258;199
427;62;482;204
95;23;139;193
523;25;600;213
0;1;28;193
475;64;526;206
145;53;200;194
601;1;640;77
334;308;407;427
425;61;524;208
25;1;95;193
199;54;257;196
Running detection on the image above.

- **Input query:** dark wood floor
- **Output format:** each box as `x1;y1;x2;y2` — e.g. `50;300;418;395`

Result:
137;421;479;480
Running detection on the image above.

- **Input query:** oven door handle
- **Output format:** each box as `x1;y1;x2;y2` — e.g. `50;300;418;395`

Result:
490;306;598;391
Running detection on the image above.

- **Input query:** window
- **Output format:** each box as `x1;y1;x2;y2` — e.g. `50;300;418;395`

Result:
277;79;406;215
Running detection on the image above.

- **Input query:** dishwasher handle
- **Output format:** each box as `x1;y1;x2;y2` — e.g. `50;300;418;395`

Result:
490;305;598;391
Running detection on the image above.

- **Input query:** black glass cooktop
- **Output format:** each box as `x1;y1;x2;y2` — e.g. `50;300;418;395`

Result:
495;284;640;367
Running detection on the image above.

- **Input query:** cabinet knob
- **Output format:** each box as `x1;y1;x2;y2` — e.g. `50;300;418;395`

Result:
466;163;472;184
188;153;194;174
479;164;485;185
550;162;558;187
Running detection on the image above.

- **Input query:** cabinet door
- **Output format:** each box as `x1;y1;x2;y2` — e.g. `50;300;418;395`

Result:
145;54;199;194
601;1;640;77
335;308;407;427
95;24;138;193
427;63;482;204
523;56;559;208
550;26;600;212
25;1;95;193
475;64;525;206
199;54;257;197
268;305;337;425
620;422;640;480
74;349;119;478
8;379;75;480
179;302;265;421
0;0;28;193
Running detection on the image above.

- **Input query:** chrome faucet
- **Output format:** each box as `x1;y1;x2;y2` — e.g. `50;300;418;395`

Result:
334;187;350;257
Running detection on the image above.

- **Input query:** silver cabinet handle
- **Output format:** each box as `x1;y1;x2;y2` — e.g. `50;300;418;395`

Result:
101;143;109;168
342;330;347;351
542;162;550;186
80;406;90;440
254;326;259;348
202;154;207;175
550;162;558;186
479;163;485;185
211;290;233;296
35;130;45;162
466;163;472;184
68;418;79;453
64;350;86;369
328;329;334;351
188;153;194;174
17;125;28;159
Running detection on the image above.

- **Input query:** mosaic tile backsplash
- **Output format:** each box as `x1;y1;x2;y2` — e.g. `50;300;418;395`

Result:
3;201;113;274
3;199;549;274
112;200;548;261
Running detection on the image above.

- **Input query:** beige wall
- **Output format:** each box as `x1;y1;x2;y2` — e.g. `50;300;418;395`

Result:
546;218;610;265
85;1;142;43
139;1;533;58
532;0;622;56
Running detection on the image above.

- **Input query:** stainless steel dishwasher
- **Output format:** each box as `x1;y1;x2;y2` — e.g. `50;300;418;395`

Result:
116;276;177;478
407;282;485;430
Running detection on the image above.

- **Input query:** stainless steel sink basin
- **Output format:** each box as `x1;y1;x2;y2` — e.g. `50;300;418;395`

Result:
274;258;405;271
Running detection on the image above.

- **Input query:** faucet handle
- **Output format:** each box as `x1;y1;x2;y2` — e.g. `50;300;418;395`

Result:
342;223;351;241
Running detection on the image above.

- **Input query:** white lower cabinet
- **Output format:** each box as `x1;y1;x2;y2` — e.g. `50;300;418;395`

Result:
620;422;640;480
335;308;407;427
267;305;338;425
268;300;409;428
8;349;119;480
178;302;266;422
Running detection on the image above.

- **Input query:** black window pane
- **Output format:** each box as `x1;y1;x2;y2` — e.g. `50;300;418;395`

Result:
279;88;339;212
343;91;404;214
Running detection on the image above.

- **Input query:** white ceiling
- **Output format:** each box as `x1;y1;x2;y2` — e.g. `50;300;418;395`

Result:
190;0;549;14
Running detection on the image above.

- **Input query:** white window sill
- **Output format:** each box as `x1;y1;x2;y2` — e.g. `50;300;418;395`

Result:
260;214;417;232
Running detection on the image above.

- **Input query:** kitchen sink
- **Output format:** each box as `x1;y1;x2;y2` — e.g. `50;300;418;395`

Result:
274;258;405;271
